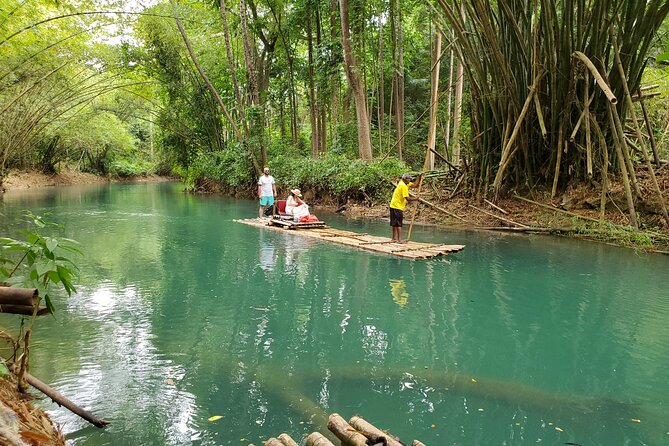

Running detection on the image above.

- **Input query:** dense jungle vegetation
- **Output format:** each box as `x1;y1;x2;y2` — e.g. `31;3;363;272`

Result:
1;0;669;223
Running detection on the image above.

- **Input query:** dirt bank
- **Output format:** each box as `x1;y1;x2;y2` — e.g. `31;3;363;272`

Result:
1;169;174;191
0;375;66;446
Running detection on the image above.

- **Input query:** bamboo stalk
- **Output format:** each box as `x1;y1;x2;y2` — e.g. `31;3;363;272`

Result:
484;198;508;214
612;32;669;226
412;441;427;446
468;204;529;228
571;52;617;104
327;413;367;446
584;71;593;177
638;92;660;166
607;105;639;228
591;118;609;219
305;432;335;446
277;433;299;446
6;361;109;427
349;416;405;446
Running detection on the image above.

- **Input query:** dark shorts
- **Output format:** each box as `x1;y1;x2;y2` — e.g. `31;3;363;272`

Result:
390;207;403;227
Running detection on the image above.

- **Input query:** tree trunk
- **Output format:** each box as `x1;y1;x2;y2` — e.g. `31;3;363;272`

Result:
171;2;242;143
427;28;442;170
339;0;373;160
451;3;465;165
307;9;319;157
219;0;248;137
393;0;405;159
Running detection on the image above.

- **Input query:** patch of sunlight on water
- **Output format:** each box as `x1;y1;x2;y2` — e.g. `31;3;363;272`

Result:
1;182;668;445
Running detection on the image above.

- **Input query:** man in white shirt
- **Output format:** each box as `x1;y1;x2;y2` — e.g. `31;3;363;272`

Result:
257;166;277;218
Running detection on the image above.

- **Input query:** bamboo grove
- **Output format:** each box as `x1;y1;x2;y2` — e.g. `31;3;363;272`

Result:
434;0;669;227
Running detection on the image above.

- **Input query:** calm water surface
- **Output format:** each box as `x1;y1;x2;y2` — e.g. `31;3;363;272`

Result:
1;182;668;446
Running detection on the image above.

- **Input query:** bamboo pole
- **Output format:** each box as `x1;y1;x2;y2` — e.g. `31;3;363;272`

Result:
638;92;660;166
607;105;639;228
412;441;427;446
277;433;299;446
265;439;283;446
327;413;367;446
305;432;335;446
0;288;38;306
6;362;109;427
584;72;593;177
349;416;405;446
571;52;617;104
591;118;609;219
468;204;529;228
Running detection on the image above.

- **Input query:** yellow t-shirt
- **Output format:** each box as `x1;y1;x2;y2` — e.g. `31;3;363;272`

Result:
390;180;412;210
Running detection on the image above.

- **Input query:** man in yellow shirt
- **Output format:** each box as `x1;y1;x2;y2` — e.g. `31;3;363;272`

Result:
390;173;421;243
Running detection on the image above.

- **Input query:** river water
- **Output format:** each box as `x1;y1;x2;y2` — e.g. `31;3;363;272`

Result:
0;182;667;446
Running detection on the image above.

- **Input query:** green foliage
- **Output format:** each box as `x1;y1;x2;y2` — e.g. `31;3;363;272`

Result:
0;211;81;314
268;154;407;202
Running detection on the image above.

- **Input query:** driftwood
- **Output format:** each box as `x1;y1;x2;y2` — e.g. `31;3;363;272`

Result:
277;433;299;446
305;432;335;446
349;415;405;446
327;413;368;446
6;362;109;428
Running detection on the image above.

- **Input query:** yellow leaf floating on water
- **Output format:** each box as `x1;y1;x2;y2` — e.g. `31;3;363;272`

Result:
555;427;563;432
471;378;477;383
631;418;641;423
431;424;436;428
208;415;223;422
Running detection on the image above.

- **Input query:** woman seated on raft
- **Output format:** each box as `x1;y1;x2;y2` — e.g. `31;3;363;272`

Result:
285;188;310;220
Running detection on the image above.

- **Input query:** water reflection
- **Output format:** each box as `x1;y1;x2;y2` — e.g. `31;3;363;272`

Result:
389;279;409;307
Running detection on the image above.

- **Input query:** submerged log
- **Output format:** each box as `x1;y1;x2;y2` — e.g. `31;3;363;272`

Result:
305;432;335;446
7;362;109;428
277;433;299;446
349;415;405;446
327;413;368;446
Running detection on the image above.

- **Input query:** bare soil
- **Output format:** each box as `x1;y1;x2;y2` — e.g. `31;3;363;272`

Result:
1;169;173;191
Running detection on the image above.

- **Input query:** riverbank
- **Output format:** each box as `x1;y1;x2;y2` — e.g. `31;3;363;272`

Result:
0;375;66;445
1;169;174;191
3;168;668;252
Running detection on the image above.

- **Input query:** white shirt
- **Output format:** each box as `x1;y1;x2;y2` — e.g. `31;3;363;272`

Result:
258;175;275;197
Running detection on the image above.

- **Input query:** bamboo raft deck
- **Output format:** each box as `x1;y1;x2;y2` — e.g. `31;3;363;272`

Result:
235;218;465;259
252;413;426;446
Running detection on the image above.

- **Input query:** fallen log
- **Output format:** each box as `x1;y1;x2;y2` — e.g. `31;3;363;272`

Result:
327;413;368;446
349;415;405;446
6;362;109;428
305;432;335;446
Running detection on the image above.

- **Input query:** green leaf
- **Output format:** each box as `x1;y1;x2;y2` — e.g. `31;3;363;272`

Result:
0;363;9;378
44;294;56;315
656;51;669;63
47;270;61;284
46;238;58;252
29;268;39;281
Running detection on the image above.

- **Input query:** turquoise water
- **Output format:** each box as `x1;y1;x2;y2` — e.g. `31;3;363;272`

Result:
1;182;668;446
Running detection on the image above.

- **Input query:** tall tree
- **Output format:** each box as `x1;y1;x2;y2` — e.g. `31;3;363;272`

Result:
339;0;373;160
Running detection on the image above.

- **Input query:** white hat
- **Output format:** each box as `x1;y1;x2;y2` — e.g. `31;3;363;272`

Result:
290;188;302;197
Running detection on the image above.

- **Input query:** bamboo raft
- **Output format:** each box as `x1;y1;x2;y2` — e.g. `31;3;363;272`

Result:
235;218;465;259
252;413;426;446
